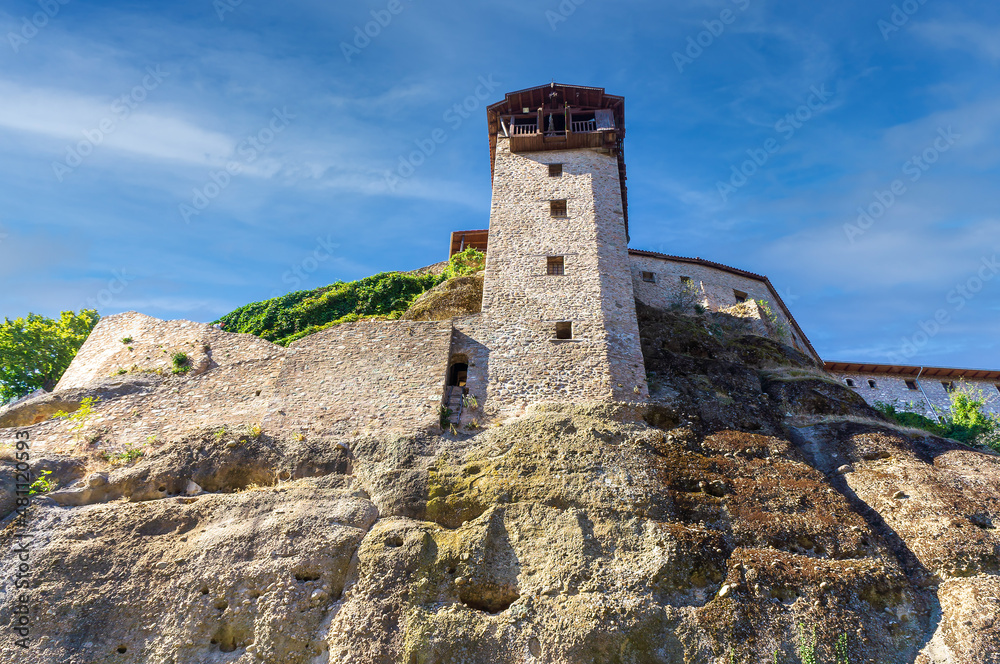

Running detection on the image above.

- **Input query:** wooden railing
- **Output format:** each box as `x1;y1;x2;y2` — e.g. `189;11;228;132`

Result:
571;119;597;133
511;123;538;135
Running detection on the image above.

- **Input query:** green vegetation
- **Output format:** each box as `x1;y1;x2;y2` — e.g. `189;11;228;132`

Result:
52;396;100;439
29;469;56;495
121;336;133;344
439;406;453;428
797;623;817;664
874;382;1000;451
756;299;790;341
215;247;485;346
103;441;145;466
171;352;190;374
0;309;100;403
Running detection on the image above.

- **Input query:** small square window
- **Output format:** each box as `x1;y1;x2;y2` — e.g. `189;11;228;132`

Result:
546;256;564;276
868;379;878;389
845;378;856;387
641;271;656;283
550;199;567;217
548;163;563;177
555;322;572;339
734;290;748;304
680;276;693;285
905;380;918;390
942;381;956;393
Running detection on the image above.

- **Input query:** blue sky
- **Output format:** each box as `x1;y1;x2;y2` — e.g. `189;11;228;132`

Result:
0;0;997;368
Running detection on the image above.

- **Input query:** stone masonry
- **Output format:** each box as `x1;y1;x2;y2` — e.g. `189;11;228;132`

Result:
826;370;1000;419
468;140;648;415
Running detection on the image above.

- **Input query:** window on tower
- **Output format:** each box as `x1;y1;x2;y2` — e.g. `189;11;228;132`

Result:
555;322;573;339
546;256;565;276
548;163;563;177
550;199;567;217
734;290;748;304
641;271;656;283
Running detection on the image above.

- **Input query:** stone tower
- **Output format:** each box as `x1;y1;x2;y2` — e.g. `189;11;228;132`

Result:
471;83;648;410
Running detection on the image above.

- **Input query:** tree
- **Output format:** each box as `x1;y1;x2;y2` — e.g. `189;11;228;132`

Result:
0;310;100;403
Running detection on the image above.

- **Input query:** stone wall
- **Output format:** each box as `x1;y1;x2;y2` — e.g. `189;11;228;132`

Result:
826;371;1000;418
2;314;455;453
477;139;647;414
263;320;453;438
628;253;815;358
56;311;281;391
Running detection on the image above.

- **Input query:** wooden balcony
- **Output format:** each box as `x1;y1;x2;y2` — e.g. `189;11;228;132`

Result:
503;112;616;154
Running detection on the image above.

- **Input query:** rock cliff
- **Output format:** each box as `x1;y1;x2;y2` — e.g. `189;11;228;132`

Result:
1;303;998;663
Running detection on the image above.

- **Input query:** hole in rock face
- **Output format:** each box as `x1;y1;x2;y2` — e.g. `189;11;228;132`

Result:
460;585;521;614
200;586;209;595
446;567;456;575
117;645;127;653
294;572;321;582
158;486;166;492
464;466;481;476
214;599;228;611
385;535;404;548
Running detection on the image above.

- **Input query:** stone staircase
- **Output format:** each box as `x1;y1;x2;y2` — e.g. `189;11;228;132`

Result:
444;386;463;426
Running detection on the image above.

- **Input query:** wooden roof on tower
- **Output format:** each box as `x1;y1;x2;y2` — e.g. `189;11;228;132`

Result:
486;83;630;238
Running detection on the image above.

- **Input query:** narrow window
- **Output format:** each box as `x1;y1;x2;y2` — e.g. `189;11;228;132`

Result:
868;379;878;389
941;381;955;393
550;199;567;217
546;256;564;276
680;276;693;286
548;163;563;177
996;385;1000;394
641;271;656;283
555;322;572;339
734;290;748;304
845;378;856;387
905;380;918;390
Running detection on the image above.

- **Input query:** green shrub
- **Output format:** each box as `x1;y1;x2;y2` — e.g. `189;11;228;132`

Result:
440;247;485;280
103;441;145;465
171;352;190;374
29;469;56;495
214;249;486;346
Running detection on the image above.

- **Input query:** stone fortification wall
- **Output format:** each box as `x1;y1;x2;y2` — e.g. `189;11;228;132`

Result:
827;371;1000;418
263;320;453;437
477;139;647;412
3;314;454;454
57;311;281;390
628;253;814;358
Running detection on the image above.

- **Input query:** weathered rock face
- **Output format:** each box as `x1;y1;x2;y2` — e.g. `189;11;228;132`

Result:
402;275;484;321
1;305;998;663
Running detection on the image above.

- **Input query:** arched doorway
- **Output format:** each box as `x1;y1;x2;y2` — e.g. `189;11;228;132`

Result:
448;362;468;387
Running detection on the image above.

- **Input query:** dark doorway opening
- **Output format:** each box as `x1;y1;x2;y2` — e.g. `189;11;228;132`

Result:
448;363;468;387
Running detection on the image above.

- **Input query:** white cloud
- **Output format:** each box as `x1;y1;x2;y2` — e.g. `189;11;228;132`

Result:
914;21;1000;62
0;80;234;167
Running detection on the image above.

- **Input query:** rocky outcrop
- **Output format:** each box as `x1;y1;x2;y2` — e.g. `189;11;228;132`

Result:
402;274;484;321
0;304;997;663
